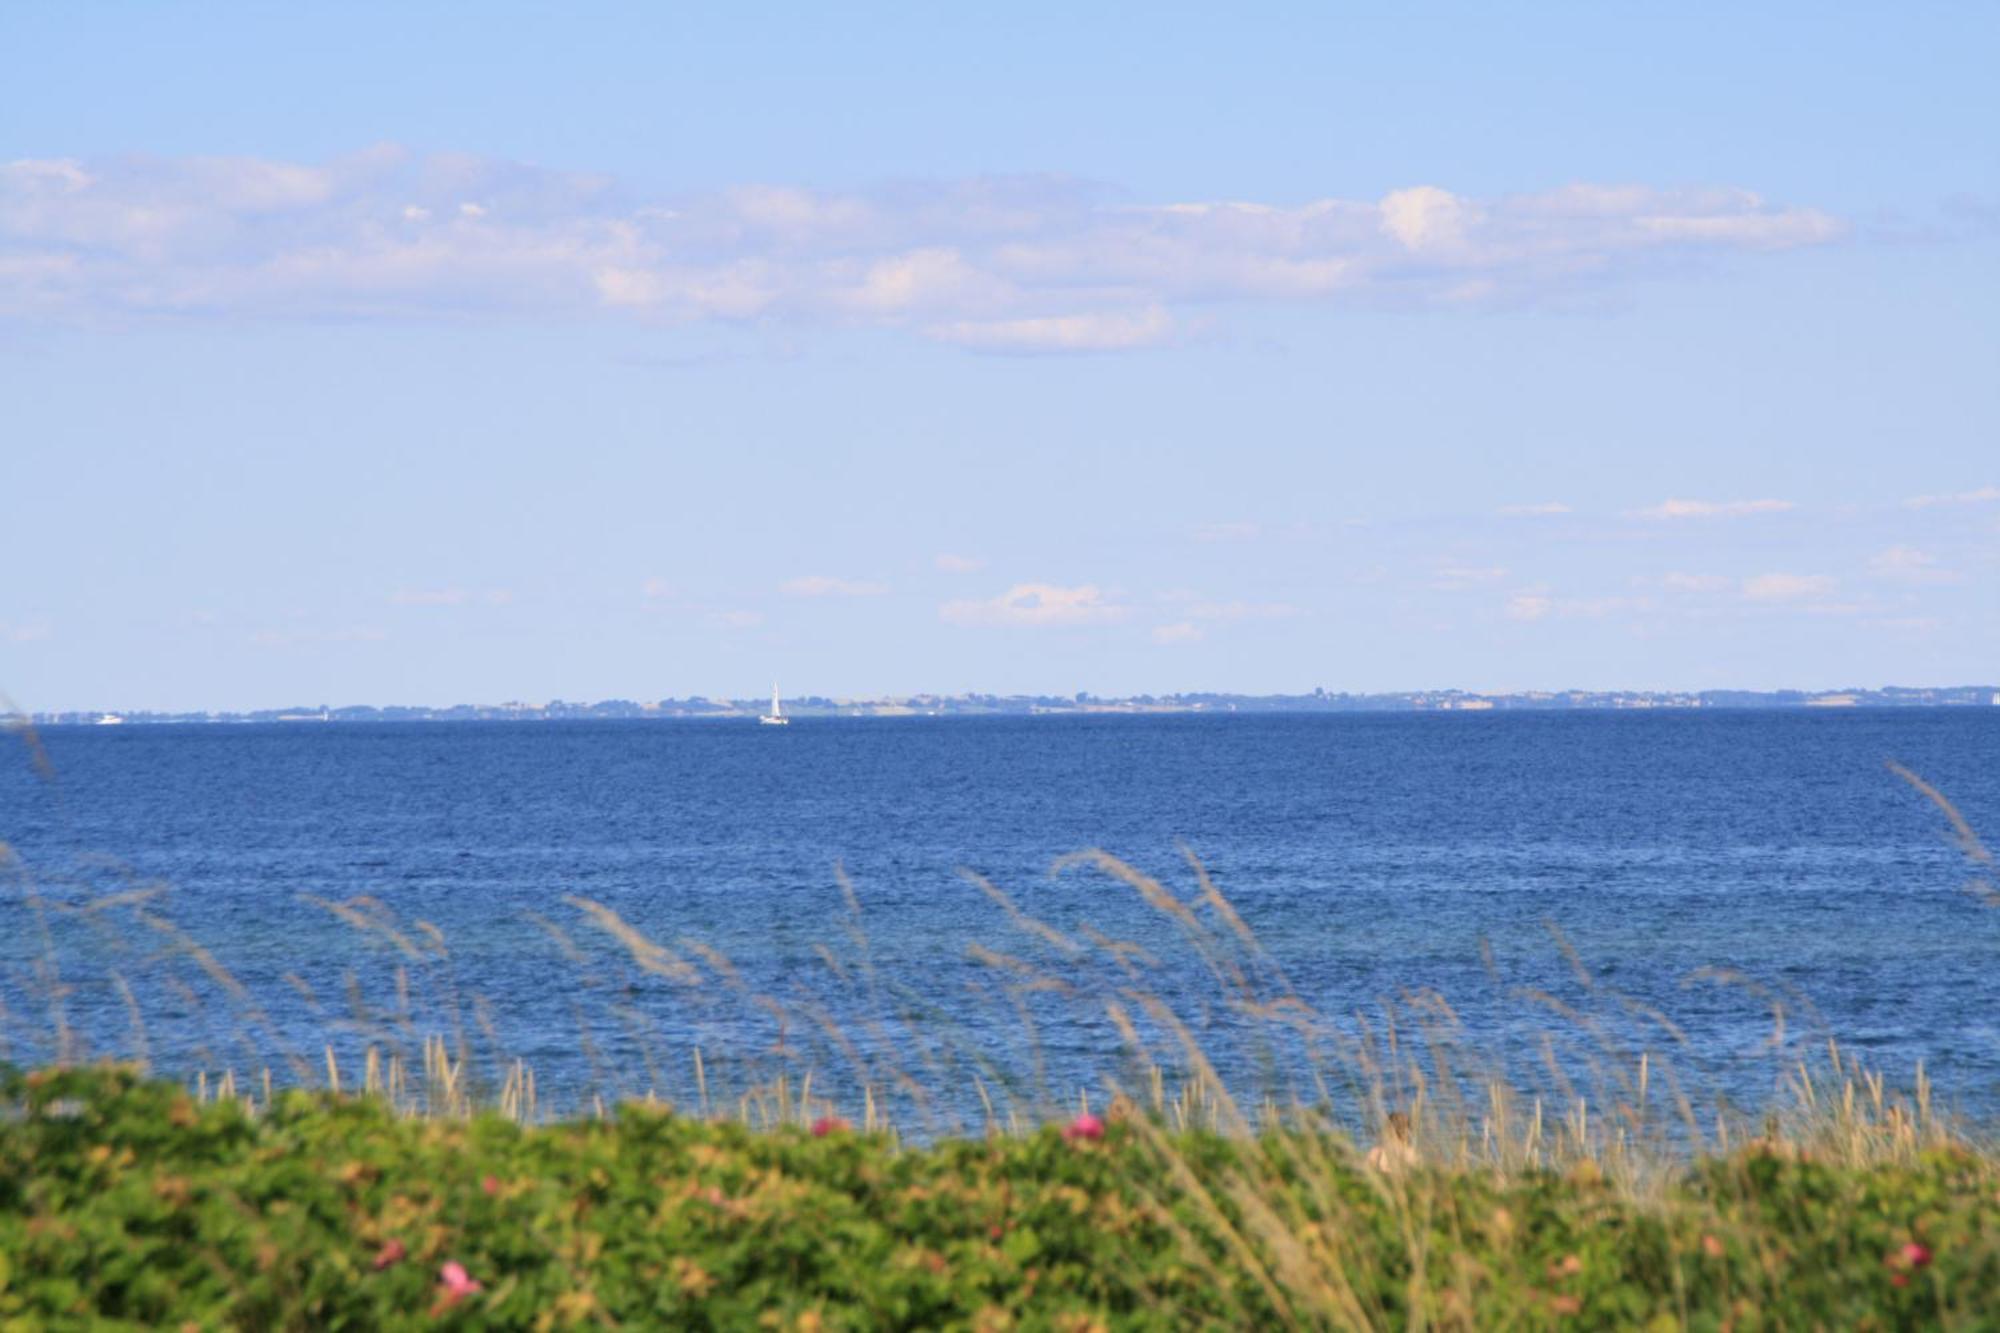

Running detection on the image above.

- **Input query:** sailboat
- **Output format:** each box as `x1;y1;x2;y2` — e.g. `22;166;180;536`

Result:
759;684;789;726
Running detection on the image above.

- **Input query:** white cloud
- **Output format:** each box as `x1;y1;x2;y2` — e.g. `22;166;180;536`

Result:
0;151;1845;346
843;247;1003;315
1741;572;1835;602
6;158;89;192
640;576;675;600
1634;498;1795;519
1504;590;1641;621
930;306;1174;352
1869;546;1961;585
1904;486;2000;508
1379;186;1479;254
712;609;763;628
1193;521;1262;543
2;619;52;643
780;574;887;597
1432;565;1510;590
1498;502;1571;517
940;583;1127;627
391;587;469;606
390;586;510;606
1179;599;1302;621
934;553;986;573
249;625;388;648
1660;572;1733;592
1149;593;1301;635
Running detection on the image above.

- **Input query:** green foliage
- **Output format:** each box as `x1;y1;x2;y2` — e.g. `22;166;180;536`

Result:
2;1067;1996;1330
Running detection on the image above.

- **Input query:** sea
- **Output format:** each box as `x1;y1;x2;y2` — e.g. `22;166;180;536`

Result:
4;710;1999;1127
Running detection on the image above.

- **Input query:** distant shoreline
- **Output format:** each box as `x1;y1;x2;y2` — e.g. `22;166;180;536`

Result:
21;685;2000;726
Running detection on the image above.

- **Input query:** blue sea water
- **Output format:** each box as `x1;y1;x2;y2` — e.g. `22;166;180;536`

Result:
4;711;1999;1124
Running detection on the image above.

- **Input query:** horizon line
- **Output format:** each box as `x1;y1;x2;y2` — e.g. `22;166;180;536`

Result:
18;683;2000;723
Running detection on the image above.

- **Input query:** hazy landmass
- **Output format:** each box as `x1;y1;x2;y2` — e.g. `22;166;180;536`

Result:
27;684;2000;725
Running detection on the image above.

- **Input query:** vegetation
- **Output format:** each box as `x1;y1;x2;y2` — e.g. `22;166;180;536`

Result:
1;1063;1995;1330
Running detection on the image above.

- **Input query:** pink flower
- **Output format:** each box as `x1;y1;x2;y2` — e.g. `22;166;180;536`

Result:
811;1116;849;1137
1903;1242;1933;1268
435;1261;482;1308
481;1174;500;1196
1063;1112;1105;1142
371;1238;406;1271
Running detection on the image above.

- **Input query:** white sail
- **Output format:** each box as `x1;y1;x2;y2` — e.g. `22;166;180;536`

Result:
759;682;789;725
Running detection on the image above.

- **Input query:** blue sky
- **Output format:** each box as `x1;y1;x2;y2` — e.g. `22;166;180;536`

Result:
3;1;1995;710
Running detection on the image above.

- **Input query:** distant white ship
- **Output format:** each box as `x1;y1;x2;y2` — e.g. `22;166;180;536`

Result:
96;713;125;726
758;684;789;726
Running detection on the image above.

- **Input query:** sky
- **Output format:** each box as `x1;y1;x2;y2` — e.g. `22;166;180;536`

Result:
2;1;1996;712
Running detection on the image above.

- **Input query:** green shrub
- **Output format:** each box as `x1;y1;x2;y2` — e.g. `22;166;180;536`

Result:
3;1066;1997;1330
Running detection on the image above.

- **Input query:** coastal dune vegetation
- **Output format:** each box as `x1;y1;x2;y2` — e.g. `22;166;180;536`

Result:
2;746;1998;1328
5;1060;1992;1329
